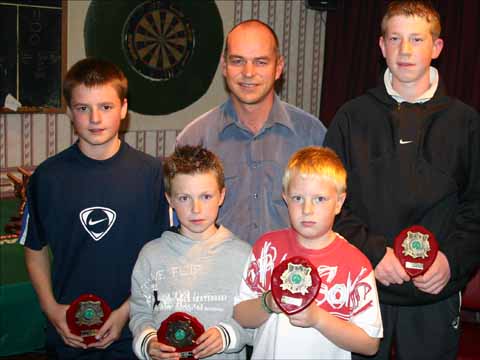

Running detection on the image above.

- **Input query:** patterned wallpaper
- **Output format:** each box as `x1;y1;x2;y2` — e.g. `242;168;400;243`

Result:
0;113;180;197
0;0;326;198
234;0;327;115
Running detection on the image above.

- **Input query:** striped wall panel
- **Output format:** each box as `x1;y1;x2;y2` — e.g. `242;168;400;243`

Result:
0;112;179;197
233;0;326;116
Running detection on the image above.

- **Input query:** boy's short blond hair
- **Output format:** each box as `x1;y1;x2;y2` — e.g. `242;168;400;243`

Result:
163;145;225;195
282;146;346;195
381;0;441;39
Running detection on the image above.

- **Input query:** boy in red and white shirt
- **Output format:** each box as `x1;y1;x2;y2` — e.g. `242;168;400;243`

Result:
234;146;383;359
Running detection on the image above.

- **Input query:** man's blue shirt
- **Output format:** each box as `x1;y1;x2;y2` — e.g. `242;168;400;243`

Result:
177;95;326;244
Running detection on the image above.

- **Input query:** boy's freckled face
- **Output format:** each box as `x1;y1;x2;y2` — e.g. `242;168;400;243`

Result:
379;15;443;92
70;84;127;158
166;172;225;241
283;174;345;249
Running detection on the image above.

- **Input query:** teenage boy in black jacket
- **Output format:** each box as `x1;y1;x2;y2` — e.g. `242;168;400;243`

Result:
325;1;480;359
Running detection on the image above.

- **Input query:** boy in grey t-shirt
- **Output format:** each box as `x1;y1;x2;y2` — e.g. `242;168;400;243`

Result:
130;145;252;360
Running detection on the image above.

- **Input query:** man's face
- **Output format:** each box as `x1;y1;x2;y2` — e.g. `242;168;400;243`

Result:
70;83;127;159
222;24;284;108
379;15;443;94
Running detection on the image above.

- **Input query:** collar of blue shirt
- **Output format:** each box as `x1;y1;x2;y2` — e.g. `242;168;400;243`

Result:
221;94;297;136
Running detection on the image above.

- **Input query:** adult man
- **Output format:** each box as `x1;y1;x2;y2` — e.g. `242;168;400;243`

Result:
177;20;326;245
325;1;480;359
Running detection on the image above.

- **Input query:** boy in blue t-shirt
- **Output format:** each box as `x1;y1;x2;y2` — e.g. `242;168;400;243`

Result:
22;58;169;359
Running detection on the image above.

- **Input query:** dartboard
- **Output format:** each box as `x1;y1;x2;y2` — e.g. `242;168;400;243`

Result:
85;0;223;115
123;1;194;81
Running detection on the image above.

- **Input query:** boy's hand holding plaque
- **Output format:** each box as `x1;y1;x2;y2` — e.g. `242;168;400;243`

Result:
394;225;439;277
66;294;111;345
271;256;321;315
157;312;205;359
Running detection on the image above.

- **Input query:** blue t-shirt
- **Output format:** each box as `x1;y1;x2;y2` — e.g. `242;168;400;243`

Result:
22;141;169;346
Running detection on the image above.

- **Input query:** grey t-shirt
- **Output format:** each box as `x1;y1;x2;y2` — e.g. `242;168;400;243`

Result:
130;226;252;359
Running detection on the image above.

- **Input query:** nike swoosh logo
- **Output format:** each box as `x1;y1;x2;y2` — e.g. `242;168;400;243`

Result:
87;217;108;226
399;139;413;144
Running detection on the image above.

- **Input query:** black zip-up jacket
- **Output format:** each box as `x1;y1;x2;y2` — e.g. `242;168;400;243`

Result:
325;83;480;305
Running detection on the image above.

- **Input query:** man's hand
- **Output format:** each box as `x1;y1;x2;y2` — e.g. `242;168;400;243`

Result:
148;339;180;360
375;247;410;286
88;301;129;349
413;251;451;294
45;302;86;349
192;327;223;359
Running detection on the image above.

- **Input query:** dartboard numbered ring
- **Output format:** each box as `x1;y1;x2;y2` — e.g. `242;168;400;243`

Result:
123;1;195;81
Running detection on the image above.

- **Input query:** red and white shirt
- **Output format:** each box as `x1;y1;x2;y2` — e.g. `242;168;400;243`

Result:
236;228;383;359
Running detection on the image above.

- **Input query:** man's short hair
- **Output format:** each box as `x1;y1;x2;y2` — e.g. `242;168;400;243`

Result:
63;57;128;107
282;146;347;195
381;0;441;39
163;145;225;195
223;19;280;58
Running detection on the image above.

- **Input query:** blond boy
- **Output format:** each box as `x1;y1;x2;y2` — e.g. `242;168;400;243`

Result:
234;146;382;359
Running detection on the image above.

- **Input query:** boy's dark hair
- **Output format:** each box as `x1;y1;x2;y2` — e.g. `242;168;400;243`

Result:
163;145;225;195
63;57;128;106
381;0;441;39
